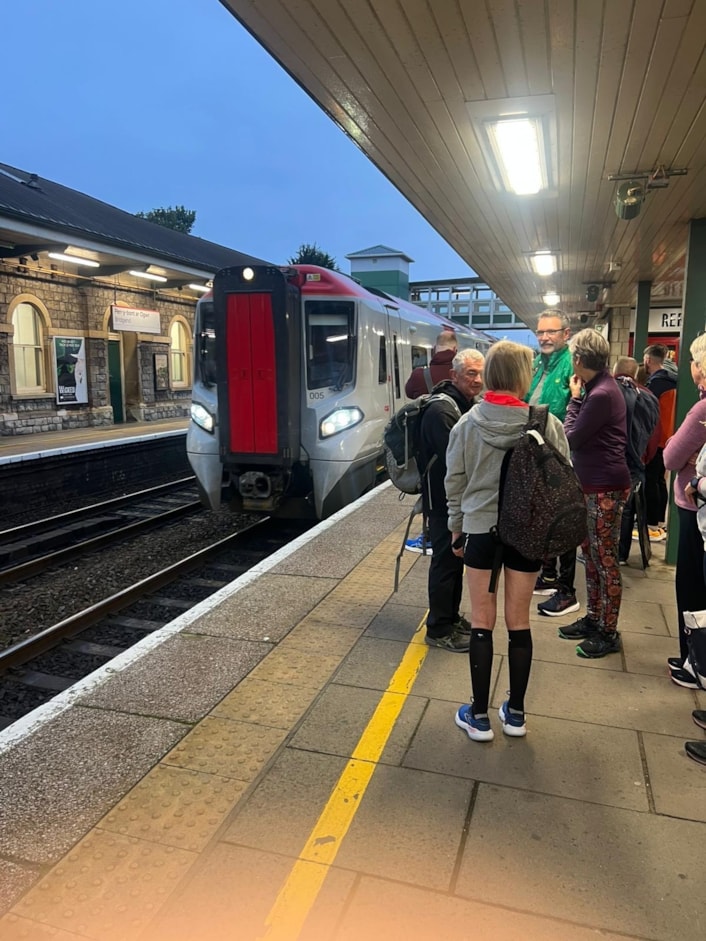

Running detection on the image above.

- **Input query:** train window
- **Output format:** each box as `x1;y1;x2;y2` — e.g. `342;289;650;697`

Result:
411;345;428;368
196;301;217;387
392;333;401;398
378;335;387;383
305;300;356;390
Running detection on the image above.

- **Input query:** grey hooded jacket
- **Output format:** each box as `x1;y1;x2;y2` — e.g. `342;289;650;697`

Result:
444;400;570;535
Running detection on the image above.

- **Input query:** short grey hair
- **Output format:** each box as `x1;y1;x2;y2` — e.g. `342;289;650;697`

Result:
537;310;571;330
452;347;485;371
690;333;706;366
570;328;610;371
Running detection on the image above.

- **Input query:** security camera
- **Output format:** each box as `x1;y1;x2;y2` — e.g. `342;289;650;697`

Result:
580;314;589;324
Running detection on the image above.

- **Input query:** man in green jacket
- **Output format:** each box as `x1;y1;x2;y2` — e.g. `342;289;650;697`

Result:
527;310;579;617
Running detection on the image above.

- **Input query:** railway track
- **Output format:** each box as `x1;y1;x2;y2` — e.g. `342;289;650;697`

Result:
0;478;202;585
0;516;310;729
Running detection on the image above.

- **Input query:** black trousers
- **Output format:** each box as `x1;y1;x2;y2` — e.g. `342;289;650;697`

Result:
675;506;706;660
644;448;667;526
541;548;577;593
618;476;645;562
425;512;464;637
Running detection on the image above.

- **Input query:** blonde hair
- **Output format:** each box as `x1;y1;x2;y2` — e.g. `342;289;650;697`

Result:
483;340;533;397
690;333;706;366
613;356;638;378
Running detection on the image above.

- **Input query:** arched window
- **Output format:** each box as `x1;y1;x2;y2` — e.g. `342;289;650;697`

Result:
12;302;45;393
170;320;190;387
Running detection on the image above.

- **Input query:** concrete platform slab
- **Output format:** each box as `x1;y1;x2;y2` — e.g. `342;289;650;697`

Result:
0;707;186;864
78;633;271;722
406;699;649;811
642;731;706;822
210;675;322;727
458;785;704;940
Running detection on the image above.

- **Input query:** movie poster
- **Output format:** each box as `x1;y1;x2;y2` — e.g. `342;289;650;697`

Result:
54;337;88;404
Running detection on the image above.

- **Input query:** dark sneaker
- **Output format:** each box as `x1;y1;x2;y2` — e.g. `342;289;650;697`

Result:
498;700;526;737
453;614;472;635
558;615;600;640
455;703;494;741
670;668;701;690
537;590;580;617
685;740;706;766
576;631;621;658
425;629;470;652
667;657;684;671
692;710;706;730
533;575;557;595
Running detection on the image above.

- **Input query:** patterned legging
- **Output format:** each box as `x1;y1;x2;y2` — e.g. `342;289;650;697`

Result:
581;489;630;632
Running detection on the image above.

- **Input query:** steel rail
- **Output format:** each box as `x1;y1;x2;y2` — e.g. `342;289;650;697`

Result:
0;517;272;673
0;500;204;586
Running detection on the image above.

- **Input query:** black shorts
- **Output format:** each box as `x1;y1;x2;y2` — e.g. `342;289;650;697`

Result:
462;531;541;573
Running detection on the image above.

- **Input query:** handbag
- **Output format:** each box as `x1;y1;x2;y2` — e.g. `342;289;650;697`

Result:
683;610;706;689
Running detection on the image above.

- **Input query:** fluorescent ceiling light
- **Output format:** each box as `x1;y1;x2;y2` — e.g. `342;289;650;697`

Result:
485;116;547;195
48;252;100;268
129;269;168;283
530;252;558;276
188;283;210;292
542;292;561;306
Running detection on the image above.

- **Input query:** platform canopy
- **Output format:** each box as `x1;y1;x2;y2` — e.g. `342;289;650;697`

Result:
220;0;706;327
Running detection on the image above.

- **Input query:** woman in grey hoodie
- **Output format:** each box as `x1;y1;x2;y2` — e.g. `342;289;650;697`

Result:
446;341;569;742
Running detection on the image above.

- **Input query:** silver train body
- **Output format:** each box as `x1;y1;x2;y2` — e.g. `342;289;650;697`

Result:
186;264;493;519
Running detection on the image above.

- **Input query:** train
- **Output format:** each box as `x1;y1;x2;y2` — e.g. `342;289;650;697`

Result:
186;263;494;519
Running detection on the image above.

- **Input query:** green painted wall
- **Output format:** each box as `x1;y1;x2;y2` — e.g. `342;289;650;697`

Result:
354;268;409;299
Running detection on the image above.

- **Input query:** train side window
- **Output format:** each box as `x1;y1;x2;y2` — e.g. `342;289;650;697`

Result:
411;345;428;368
305;300;356;390
196;301;217;386
392;333;401;398
378;335;387;383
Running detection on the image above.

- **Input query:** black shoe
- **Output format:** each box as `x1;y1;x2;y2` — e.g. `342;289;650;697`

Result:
670;668;701;690
558;615;600;640
453;614;472;635
537;590;580;617
576;631;621;659
685;740;706;765
692;710;706;731
667;657;684;671
425;629;470;652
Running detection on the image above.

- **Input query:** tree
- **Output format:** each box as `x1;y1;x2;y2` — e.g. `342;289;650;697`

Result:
135;205;196;235
288;242;337;270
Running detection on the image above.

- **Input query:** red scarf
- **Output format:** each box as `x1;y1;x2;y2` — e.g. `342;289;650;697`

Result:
483;391;528;408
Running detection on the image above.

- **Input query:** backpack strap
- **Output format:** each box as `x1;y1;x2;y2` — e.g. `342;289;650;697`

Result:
394;497;423;592
423;366;434;393
528;404;549;435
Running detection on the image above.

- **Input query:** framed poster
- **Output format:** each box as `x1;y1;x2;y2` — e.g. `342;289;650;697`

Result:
54;337;88;404
154;353;169;390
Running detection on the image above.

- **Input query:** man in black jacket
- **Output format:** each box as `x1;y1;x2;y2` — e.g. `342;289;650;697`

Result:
418;348;484;650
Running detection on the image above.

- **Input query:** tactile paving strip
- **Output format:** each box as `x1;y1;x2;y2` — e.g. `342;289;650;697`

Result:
161;715;288;779
98;764;247;852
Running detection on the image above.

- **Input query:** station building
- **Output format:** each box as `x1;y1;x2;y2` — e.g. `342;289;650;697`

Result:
0;162;265;436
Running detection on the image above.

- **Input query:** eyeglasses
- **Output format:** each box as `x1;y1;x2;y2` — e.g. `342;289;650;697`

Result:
536;329;563;337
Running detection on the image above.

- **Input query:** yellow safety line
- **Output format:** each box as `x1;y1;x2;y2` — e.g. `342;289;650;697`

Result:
258;616;429;941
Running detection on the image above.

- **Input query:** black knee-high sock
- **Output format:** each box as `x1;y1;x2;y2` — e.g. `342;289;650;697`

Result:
469;629;493;715
508;629;533;713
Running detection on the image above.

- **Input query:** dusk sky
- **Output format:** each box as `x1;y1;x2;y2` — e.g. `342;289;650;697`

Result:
3;0;476;283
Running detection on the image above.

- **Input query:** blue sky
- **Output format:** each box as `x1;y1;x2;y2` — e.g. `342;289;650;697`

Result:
3;0;476;283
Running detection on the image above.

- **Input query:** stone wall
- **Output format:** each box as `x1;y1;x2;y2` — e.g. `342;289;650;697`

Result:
0;265;195;435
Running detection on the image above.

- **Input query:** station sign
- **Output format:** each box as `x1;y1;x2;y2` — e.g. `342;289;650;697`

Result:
111;304;161;334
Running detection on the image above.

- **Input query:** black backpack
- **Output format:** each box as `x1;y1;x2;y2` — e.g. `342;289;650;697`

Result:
383;392;461;495
615;376;660;475
489;406;587;592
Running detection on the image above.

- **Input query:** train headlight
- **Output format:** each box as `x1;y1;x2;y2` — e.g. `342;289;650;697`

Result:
190;402;215;433
319;407;363;438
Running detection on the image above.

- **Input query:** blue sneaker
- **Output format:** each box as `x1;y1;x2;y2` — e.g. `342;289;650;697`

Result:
454;704;494;742
498;700;527;737
405;534;432;555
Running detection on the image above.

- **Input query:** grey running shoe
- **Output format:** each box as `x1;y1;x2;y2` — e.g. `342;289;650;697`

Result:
425;629;470;652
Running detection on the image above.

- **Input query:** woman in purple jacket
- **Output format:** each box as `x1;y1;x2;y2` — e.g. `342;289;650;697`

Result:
662;333;706;688
559;329;631;658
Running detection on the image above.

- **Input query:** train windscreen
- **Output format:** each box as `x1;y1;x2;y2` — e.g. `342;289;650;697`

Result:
304;300;356;391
